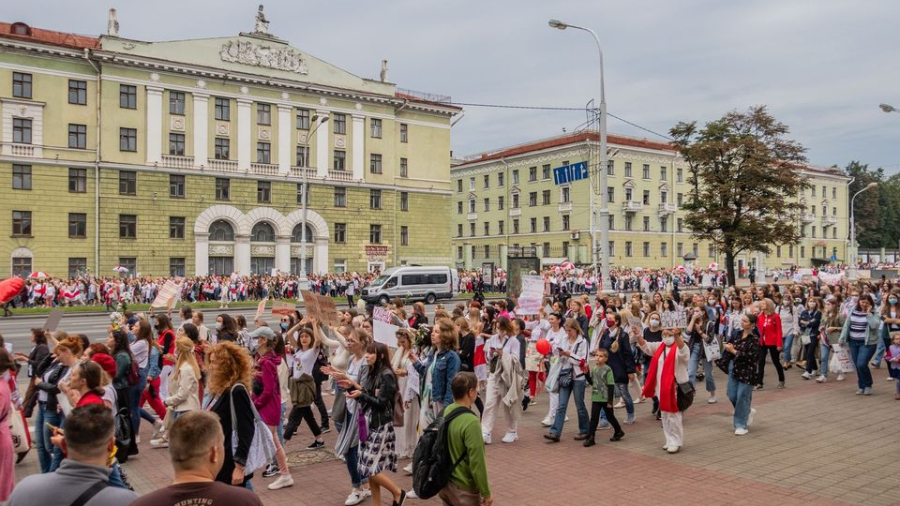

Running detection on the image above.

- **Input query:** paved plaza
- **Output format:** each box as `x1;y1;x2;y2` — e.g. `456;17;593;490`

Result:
12;364;898;506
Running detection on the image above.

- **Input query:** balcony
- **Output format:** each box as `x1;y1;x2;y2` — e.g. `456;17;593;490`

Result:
509;207;522;217
801;212;815;224
1;142;37;157
623;200;644;213
658;203;677;215
290;167;318;179
467;212;478;221
161;154;194;170
822;215;837;227
207;158;239;172
328;170;354;182
558;201;573;212
250;163;278;176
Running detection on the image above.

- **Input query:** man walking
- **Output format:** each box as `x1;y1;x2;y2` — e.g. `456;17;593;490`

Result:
441;372;492;506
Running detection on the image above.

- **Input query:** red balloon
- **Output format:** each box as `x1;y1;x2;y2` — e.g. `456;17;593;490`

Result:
0;277;24;305
536;338;551;355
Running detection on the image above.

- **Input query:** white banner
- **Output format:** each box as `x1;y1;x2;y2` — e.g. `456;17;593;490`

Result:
817;272;844;285
517;274;544;315
373;307;399;348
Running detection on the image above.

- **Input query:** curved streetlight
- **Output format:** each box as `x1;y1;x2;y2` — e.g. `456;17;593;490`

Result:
849;181;878;279
300;115;329;278
548;18;610;292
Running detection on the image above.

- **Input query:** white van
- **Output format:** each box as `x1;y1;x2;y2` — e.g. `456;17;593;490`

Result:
361;266;459;305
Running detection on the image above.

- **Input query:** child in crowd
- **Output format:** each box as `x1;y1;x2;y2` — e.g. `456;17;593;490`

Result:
585;349;624;447
887;333;900;400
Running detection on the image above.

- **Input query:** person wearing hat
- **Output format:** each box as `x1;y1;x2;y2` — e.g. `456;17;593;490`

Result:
250;323;294;490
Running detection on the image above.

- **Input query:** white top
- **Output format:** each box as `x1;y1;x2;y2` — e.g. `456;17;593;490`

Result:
484;334;521;364
554;335;587;376
292;347;318;379
102;384;117;408
130;339;149;369
638;342;690;399
346;356;364;415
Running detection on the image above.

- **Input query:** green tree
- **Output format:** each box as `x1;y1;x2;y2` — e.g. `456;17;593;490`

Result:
671;106;808;285
845;161;883;247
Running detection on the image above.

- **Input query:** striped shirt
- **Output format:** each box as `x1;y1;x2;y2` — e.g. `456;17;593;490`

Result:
848;310;869;341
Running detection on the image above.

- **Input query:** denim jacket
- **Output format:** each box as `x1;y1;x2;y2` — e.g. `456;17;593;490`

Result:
414;348;461;406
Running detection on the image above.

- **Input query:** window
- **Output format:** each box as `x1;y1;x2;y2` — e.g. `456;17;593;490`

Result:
169;258;186;277
660;166;667;181
69;168;86;193
13;118;32;144
498;196;504;210
457;223;463;236
661;242;668;257
457;202;463;214
215;178;230;201
468;199;476;213
530;218;537;233
811;186;816;197
660;217;668;232
512;193;520;208
251;222;275;242
12;164;31;190
483;198;490;212
400;158;408;177
642;164;650;179
833;228;837;239
469;177;476;190
68;124;87;149
625;215;633;231
470;223;476;236
169;91;185;115
529;192;537;207
822;186;827;198
693;243;699;256
625;188;633;201
370;224;382;243
457;180;463;192
788;244;794;257
69;258;87;278
400;192;409;211
400;123;408;143
333;113;346;134
209;220;234;241
529;166;537;182
257;181;271;203
214;98;230;121
709;243;716;258
661;191;668;204
13;72;32;98
513;219;519;234
370;189;382;209
334;150;346;171
498;172;504;186
832;207;837;216
607;160;615;176
67;213;86;238
832;187;837;199
542;164;551;180
677;168;683;183
513;169;519;184
643;216;650;231
169;174;185;198
119;171;136;195
625;162;633;178
215;138;230;160
119;85;136;109
607;187;615;203
609;241;615;257
257;142;271;164
609;215;615;230
457;246;463;259
334;223;346;243
296;109;310;129
801;246;806;258
498;220;505;234
119;214;137;238
370;154;383;174
562;215;570;230
482;174;490;189
169;133;186;156
677;242;684;257
68;80;87;105
289;145;307;167
169;217;185;239
120;128;137;152
643;242;650;257
561;187;570;203
400;226;409;246
296;183;310;205
677;193;684;207
370;118;382;138
257;103;271;125
543;216;550;232
777;245;782;258
625;241;633;257
811;226;817;238
542;190;551;205
118;258;137;274
642;190;650;205
484;222;490;235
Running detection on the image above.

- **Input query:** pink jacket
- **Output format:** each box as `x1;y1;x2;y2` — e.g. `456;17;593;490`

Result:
252;351;282;426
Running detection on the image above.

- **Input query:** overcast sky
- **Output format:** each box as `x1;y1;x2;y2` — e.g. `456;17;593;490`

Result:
7;0;900;171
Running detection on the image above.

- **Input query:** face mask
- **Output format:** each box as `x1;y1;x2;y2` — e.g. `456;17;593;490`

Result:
649;319;660;328
807;303;816;309
890;298;898;305
606;318;616;327
708;300;716;306
215;322;223;330
280;323;289;330
663;335;675;346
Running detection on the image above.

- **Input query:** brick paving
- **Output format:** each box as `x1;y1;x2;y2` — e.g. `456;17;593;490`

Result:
12;366;899;506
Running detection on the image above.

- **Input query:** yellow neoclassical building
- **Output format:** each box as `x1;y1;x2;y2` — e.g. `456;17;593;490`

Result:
450;131;851;273
0;10;459;278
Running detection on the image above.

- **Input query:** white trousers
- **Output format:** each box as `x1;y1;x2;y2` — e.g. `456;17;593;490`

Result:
661;411;684;449
159;364;174;400
546;391;559;419
480;375;520;436
396;396;420;459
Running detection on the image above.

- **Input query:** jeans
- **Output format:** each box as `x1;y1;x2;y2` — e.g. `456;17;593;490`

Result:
848;341;877;389
688;343;716;393
344;444;362;488
726;362;753;430
243;480;254;491
129;368;149;439
550;377;589;436
35;402;63;473
276;402;286;446
108;462;127;489
873;332;889;365
820;342;831;377
782;334;795;363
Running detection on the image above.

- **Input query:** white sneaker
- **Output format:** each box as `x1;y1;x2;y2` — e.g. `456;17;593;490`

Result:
815;375;826;383
613;400;626;409
482;432;492;445
748;408;756;427
707;396;717;404
149;438;168;448
541;416;553;427
662;444;670;451
151;420;164;439
268;474;294;490
361;488;372;498
734;428;749;436
801;372;812;380
837;374;845;381
501;431;518;443
345;489;365;506
135;435;141;444
667;445;680;454
403;463;413;474
407;490;418;499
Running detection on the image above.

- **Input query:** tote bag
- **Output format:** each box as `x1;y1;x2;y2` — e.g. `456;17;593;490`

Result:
704;337;721;363
229;384;276;476
8;404;31;455
545;357;562;394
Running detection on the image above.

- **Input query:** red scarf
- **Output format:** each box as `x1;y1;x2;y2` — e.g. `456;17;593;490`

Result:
642;343;678;413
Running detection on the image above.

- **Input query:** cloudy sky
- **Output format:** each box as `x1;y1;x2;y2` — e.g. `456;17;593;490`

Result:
7;0;900;171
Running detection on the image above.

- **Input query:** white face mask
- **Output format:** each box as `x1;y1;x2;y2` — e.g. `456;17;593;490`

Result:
649;319;660;328
663;335;675;346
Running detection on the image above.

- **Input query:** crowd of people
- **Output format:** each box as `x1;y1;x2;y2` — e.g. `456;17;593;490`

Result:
2;271;900;505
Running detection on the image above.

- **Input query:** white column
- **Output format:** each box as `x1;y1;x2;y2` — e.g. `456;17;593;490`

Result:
194;233;209;276
237;98;252;171
193;93;209;167
235;235;251;275
145;86;164;164
314;237;329;275
275;236;291;273
316;110;330;178
277;105;292;175
352;114;365;180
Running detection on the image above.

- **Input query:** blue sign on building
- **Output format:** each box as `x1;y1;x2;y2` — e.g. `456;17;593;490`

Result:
552;161;589;185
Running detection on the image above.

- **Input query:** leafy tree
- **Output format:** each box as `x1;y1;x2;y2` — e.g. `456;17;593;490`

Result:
670;106;808;285
845;161;882;247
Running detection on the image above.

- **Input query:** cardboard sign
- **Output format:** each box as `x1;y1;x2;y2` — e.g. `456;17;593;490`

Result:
660;310;687;330
300;290;340;326
300;291;320;318
151;279;183;308
272;301;296;316
42;309;64;332
517;274;544;315
373;307;399;348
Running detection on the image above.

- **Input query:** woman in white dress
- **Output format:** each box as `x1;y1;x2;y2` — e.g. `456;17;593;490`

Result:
391;329;419;460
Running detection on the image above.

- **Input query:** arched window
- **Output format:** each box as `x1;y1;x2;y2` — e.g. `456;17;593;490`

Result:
251;222;275;242
209;220;234;241
291;223;315;243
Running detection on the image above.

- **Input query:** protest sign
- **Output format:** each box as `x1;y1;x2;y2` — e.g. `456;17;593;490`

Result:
372;307;399;348
151;279;183;309
300;290;320;319
817;272;844;285
660;310;687;330
316;295;340;326
43;308;64;332
272;301;295;316
516;274;544;315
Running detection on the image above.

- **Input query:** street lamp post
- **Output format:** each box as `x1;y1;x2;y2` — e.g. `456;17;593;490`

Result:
849;181;878;280
300;115;329;279
549;18;610;292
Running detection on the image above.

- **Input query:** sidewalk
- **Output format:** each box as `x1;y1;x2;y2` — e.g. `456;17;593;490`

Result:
12;364;898;505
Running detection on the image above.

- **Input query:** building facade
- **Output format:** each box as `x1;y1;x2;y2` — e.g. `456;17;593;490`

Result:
0;13;457;278
451;131;850;273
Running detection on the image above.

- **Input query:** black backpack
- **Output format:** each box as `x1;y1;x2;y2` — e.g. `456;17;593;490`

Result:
412;406;476;499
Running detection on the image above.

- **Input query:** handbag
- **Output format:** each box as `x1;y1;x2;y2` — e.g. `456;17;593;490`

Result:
545;358;562;394
676;380;695;412
229;384;276;476
704;337;721;362
8;404;31;455
799;330;811;346
558;368;574;389
114;406;133;463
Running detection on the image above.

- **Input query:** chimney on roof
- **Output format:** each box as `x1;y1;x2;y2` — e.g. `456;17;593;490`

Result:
107;8;119;37
380;59;388;83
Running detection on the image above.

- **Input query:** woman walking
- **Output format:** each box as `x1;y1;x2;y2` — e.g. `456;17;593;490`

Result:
283;325;326;450
598;312;637;425
723;314;760;435
637;326;690;454
150;335;200;448
412;320;461;422
480;316;524;444
839;294;881;395
544;318;589;442
391;329;420;461
251;326;294;490
128;319;153;443
756;299;785;390
686;308;718;403
817;297;846;383
154;314;177;399
0;348;16;501
541;313;568;427
107;329;138;457
798;298;822;376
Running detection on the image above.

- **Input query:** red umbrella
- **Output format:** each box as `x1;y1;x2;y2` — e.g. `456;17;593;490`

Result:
0;277;25;304
28;271;49;279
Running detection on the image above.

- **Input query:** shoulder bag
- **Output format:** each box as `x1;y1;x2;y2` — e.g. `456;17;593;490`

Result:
229;383;276;476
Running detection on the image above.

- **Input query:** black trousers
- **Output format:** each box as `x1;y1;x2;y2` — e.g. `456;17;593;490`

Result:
805;336;820;374
758;345;785;385
313;380;329;427
589;401;622;435
284;404;321;440
347;294;354;308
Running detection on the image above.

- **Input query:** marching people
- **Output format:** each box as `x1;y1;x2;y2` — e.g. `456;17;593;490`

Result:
798;298;822;377
686;307;718;403
34;335;82;472
480;316;525;444
544;318;589;443
282;325;326;450
597;312;637;425
150;336;200;448
819;297;846;382
721;313;760;435
584;349;624;447
439;372;492;506
250;326;294;490
0;347;15;501
391;328;420;461
756;299;786;389
839;294;881;395
637;325;690;454
412;320;462;423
